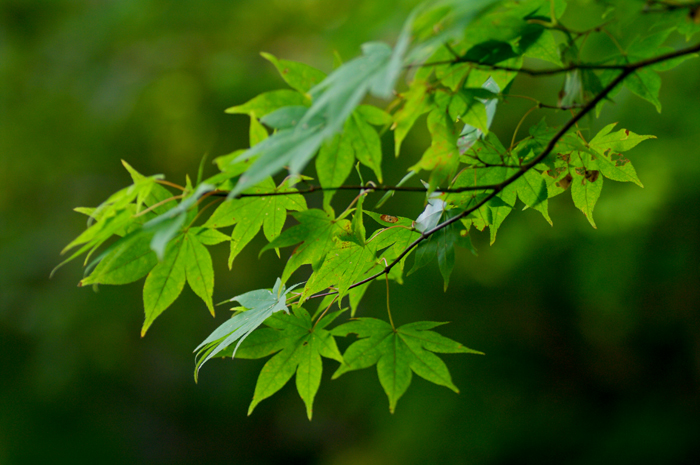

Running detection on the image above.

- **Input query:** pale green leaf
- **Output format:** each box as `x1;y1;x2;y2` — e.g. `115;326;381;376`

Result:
191;227;231;246
249;116;269;147
142;236;187;336
225;90;307;117
316;130;355;209
347;112;383;182
183;232;215;316
295;339;323;420
571;169;603;228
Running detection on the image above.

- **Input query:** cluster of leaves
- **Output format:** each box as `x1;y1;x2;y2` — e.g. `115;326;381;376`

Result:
57;0;700;416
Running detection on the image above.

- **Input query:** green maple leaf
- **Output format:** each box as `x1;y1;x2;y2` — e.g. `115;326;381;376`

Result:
260;52;327;94
571;168;603;229
141;229;218;335
245;307;344;419
142;234;188;336
365;211;421;284
79;230;157;287
194;278;304;380
225;90;307;118
53;162;171;276
197;300;344;420
588;123;654;188
204;177;307;266
331;318;482;413
393;81;433;157
301;240;379;302
262;209;352;282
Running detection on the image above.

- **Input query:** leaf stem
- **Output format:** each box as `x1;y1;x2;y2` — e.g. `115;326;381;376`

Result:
155;179;186;191
509;105;538;152
385;273;395;330
312;295;338;330
132;194;184;218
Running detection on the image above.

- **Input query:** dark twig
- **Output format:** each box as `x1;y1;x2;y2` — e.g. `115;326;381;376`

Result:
406;41;700;76
308;41;700;301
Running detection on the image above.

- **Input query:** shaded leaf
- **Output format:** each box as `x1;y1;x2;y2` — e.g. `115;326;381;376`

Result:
332;318;481;412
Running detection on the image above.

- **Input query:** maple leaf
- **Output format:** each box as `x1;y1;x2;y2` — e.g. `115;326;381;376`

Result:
194;278;303;380
331;318;482;413
201;305;344;420
203;177;306;267
262;209;352;282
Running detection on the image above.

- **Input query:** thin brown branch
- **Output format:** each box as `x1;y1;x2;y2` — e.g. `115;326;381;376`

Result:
406;41;700;76
210;183;502;198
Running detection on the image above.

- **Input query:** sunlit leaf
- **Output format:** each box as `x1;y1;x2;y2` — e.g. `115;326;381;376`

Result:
142;235;187;336
183;232;215;316
571;169;603;228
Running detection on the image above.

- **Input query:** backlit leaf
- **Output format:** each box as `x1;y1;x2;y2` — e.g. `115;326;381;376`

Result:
142;236;187;336
183;232;215;316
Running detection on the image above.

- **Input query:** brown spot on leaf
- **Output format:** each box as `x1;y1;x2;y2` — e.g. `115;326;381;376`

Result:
556;173;573;190
585;169;600;183
612;153;630;166
380;214;399;223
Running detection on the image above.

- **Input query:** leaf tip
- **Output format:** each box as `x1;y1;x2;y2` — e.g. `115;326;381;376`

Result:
247;401;258;416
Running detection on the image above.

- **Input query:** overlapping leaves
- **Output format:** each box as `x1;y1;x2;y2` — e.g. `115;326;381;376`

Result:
194;279;303;378
55;0;697;420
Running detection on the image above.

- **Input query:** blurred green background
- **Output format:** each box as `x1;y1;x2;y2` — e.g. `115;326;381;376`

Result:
2;0;700;464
